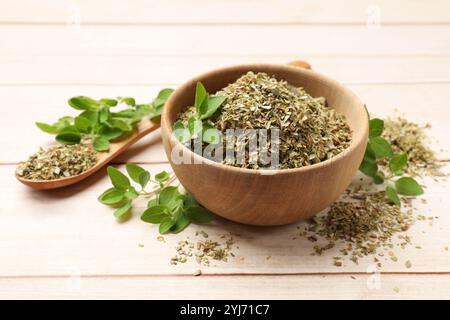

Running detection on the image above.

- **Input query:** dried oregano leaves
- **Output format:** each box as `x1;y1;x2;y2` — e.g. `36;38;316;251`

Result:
297;117;443;267
178;71;352;169
170;232;236;266
298;187;415;266
16;144;97;180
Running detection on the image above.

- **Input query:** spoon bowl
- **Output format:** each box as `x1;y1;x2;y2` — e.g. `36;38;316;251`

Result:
16;120;160;190
161;64;368;226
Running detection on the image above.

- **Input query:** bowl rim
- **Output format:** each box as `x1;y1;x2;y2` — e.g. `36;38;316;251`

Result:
161;63;369;176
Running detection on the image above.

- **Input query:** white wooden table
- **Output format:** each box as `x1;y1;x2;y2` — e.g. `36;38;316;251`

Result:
1;0;450;299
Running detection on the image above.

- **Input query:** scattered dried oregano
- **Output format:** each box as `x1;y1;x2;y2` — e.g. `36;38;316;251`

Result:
382;117;443;176
178;71;352;169
297;117;443;267
16;144;97;180
170;232;236;266
298;187;415;265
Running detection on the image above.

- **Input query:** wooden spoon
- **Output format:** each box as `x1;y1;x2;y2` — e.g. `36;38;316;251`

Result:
16;120;160;190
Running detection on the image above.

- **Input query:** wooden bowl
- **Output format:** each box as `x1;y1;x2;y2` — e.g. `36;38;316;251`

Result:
161;64;368;226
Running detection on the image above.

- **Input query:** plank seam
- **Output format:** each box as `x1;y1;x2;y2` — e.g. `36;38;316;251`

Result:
3;53;450;58
1;21;450;27
1;271;450;280
2;81;450;87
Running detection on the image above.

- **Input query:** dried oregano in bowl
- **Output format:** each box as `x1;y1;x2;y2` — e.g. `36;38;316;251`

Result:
176;71;352;169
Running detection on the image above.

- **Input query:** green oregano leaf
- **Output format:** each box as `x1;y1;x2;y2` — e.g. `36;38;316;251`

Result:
99;126;122;141
202;124;221;144
55;132;82;145
369;118;384;138
98;188;125;205
110;118;132;132
170;214;191;234
173;121;184;130
185;206;215;224
395;177;424;196
68;96;99;111
153;88;174;109
99;98;118;107
141;206;169;224
385;186;401;206
93;136;110;151
125;187;139;200
147;198;158;208
74;116;91;132
55;116;74;128
79;110;99;125
188;117;203;137
107;166;131;191
126;163;146;183
373;172;385;185
369;136;393;158
99;106;111;122
35;122;60;135
159;218;176;234
155;171;170;183
173;122;191;143
114;201;132;218
58;125;79;134
389;153;408;176
200;95;226;120
194;82;208;115
138;171;150;189
159;186;181;210
180;193;199;208
359;163;377;178
359;144;377;177
118;97;136;106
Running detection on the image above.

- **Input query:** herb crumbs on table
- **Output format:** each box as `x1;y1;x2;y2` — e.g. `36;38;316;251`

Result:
171;232;236;266
193;269;202;276
382;117;444;176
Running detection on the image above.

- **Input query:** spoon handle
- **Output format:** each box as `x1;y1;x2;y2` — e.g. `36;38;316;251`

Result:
287;60;312;69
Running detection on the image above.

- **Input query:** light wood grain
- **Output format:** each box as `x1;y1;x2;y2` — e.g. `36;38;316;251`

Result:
1;0;449;24
1;55;450;85
1;26;450;58
1;274;449;300
1;0;450;299
1;164;449;277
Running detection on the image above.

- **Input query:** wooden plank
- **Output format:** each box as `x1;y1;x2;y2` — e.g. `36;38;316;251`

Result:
1;274;449;299
1;0;449;24
1;55;450;85
1;164;449;277
1;26;450;58
1;83;448;164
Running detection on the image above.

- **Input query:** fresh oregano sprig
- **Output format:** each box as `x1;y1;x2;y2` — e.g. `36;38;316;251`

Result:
173;82;225;144
359;112;424;205
36;89;174;152
98;164;215;234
